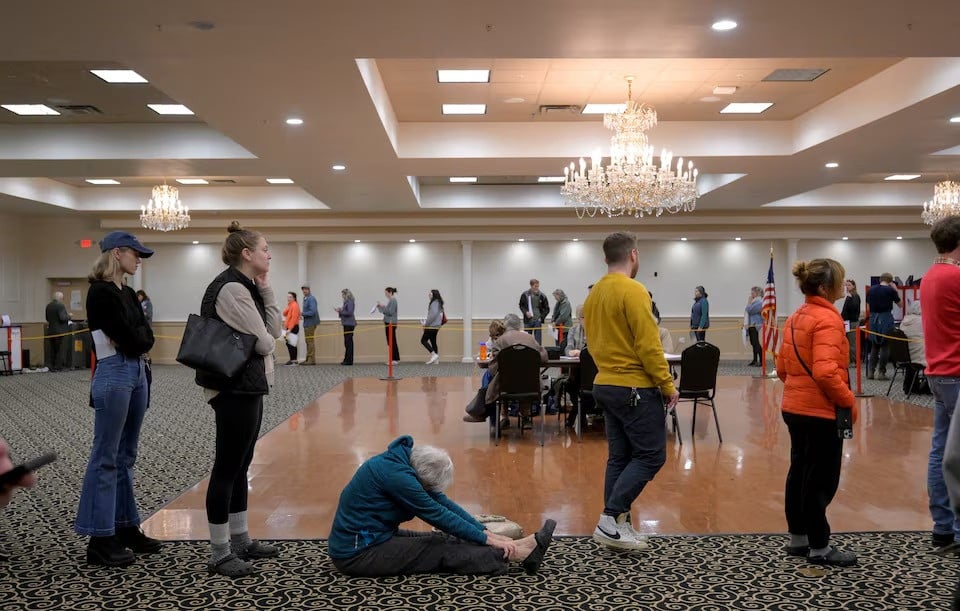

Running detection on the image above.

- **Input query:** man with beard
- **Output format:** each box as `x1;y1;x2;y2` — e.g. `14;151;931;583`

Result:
584;232;678;552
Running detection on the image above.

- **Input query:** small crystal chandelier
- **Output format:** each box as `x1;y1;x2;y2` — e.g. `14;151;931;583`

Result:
921;180;960;225
140;183;190;232
561;76;699;219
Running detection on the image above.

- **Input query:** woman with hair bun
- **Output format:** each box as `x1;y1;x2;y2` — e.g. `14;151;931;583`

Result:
196;221;283;577
776;258;858;568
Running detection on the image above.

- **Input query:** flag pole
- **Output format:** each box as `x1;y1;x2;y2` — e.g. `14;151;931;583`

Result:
756;243;778;379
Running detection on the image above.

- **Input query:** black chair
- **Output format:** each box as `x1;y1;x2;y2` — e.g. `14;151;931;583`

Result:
0;351;10;376
673;342;722;444
569;347;598;443
491;344;545;445
886;329;925;398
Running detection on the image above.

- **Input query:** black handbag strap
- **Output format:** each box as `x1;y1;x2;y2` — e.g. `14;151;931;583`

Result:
790;317;815;379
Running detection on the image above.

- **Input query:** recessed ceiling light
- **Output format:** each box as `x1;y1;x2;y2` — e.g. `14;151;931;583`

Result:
884;174;921;181
354;239;361;243
825;162;839;168
192;240;199;245
538;176;566;183
896;236;903;240
841;236;849;241
699;96;721;103
90;69;147;84
720;102;773;114
286;117;304;125
518;238;525;242
713;86;738;95
712;19;738;31
441;104;486;115
2;104;60;116
734;237;742;241
147;104;194;115
503;97;526;104
266;178;294;184
449;177;478;183
582;103;627;115
331;164;346;171
176;178;208;185
680;237;688;241
85;179;120;185
409;239;416;243
572;238;579;242
951;116;960;124
437;69;490;83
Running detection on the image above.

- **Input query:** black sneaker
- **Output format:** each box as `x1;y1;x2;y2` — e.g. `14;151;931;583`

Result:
933;532;955;547
115;526;163;554
87;535;135;567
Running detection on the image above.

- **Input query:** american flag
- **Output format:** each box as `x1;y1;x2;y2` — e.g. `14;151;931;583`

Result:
761;249;779;353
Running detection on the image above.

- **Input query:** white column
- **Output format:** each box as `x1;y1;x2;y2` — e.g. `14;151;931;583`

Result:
461;240;473;363
131;265;143;291
786;239;800;313
297;241;308;287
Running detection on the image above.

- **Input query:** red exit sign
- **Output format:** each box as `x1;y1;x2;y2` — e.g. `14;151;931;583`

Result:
80;239;93;248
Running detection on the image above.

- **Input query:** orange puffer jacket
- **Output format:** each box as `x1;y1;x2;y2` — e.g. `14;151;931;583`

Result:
776;296;857;422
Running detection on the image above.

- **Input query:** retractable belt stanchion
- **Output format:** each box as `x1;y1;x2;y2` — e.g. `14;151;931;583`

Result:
854;326;873;398
379;323;400;381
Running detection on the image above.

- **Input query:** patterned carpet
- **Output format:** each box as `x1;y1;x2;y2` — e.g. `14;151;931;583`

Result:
0;361;947;610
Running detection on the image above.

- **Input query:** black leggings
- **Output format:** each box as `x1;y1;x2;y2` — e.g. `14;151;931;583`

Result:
286;324;299;362
421;328;439;354
384;323;400;361
747;326;762;363
206;392;264;524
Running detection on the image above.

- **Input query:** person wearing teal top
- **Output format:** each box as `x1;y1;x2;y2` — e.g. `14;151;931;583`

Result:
690;285;710;342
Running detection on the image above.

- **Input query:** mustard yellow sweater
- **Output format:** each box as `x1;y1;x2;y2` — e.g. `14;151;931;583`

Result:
583;273;676;394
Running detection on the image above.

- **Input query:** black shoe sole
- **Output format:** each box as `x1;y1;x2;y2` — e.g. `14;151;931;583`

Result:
86;550;136;567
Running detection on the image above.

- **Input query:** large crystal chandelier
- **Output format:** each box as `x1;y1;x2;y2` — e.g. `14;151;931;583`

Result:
140;184;190;232
921;180;960;225
561;76;698;219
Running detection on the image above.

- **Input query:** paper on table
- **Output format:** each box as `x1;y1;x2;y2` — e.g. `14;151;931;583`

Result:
844;321;851;332
559;355;578;360
369;304;378;315
663;353;682;360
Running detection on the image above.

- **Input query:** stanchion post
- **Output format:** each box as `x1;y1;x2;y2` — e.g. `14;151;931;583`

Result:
380;323;400;381
854;325;873;398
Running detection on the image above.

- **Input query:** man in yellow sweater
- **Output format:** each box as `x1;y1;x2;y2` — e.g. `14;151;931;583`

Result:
584;232;678;551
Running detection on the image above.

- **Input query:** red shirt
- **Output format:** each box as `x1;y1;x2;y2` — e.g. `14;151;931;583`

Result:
921;261;960;376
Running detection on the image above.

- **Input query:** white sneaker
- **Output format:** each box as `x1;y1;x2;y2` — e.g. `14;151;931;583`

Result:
592;514;649;551
392;360;400;365
428;353;440;364
617;512;648;542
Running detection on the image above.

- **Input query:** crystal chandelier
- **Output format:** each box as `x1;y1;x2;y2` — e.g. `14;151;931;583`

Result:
561;76;698;219
140;184;190;232
921;180;960;225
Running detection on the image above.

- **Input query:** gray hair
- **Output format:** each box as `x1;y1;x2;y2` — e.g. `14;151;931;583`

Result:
552;288;567;301
341;288;355;301
907;301;922;316
503;313;523;331
409;445;454;492
53;291;64;301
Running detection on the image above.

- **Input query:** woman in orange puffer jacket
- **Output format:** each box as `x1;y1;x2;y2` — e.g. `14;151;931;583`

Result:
776;258;858;568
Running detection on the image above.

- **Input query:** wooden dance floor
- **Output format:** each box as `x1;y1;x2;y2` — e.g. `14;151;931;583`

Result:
143;375;934;540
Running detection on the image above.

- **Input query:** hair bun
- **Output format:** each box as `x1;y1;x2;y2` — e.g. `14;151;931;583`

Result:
792;260;809;281
227;220;243;233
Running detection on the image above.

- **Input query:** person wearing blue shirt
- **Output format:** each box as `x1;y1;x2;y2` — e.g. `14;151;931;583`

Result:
328;436;555;576
745;287;764;366
690;286;710;342
300;285;319;365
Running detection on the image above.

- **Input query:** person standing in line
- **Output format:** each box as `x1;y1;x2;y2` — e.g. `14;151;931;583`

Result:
840;280;861;367
776;258;858;567
551;289;573;353
377;287;400;364
746;287;764;366
136;290;153;328
75;231;160;567
518;279;549;345
690;286;710;342
196;222;283;577
282;291;301;366
45;291;71;371
421;289;444;365
865;272;900;380
584;232;678;551
335;289;356;366
301;285;319;366
922;218;960;551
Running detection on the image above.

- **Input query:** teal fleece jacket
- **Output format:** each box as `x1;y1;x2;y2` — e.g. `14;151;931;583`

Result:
327;436;487;559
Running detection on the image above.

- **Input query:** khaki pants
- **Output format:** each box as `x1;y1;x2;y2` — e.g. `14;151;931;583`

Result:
304;324;318;364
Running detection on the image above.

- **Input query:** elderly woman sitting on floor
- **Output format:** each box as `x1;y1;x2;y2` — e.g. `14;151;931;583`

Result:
328;435;555;577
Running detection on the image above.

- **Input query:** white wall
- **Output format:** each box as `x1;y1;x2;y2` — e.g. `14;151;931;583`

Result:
0;213;24;321
798;238;934;291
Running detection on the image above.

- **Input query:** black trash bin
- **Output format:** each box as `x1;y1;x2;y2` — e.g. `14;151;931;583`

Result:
70;322;92;369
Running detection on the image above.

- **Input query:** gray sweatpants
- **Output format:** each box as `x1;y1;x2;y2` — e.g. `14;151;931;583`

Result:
332;530;508;577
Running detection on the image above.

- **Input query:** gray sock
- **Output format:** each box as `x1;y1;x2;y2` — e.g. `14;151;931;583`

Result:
209;522;231;564
790;534;809;548
810;545;831;557
229;511;252;553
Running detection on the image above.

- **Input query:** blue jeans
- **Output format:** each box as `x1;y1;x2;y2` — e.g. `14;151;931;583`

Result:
75;353;149;536
928;376;960;539
593;385;667;515
524;319;542;345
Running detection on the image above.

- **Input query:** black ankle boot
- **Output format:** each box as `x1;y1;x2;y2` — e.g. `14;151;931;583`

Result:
116;526;163;554
87;535;135;567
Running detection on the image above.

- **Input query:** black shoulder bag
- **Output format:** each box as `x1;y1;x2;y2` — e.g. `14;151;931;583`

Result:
176;313;257;379
789;318;854;440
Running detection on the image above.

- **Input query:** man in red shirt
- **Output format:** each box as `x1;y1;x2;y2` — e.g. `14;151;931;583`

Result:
922;216;960;550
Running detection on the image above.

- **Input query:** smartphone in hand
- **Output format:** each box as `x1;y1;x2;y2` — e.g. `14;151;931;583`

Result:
0;452;57;489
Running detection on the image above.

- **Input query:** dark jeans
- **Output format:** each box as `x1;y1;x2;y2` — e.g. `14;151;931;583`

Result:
206;392;264;524
845;329;858;364
332;530;507;577
747;326;762;363
783;412;843;549
384;323;400;361
593;385;666;516
342;325;355;364
691;330;706;342
524;319;542;344
420;328;439;354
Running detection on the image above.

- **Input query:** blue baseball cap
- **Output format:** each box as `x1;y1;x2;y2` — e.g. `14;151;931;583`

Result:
100;231;154;258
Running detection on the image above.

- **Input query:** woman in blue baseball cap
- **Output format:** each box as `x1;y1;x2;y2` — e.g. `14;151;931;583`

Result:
75;230;161;567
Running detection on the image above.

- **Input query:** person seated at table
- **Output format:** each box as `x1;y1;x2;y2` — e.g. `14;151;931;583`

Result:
328;435;556;577
899;301;929;394
486;313;548;429
563;305;592;428
463;320;509;423
657;313;675;353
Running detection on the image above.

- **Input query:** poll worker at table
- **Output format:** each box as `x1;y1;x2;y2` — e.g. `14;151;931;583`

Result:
485;313;547;430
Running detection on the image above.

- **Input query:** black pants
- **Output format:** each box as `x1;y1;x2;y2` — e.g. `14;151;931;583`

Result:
342;325;354;364
869;341;890;375
564;372;595;426
747;326;762;364
384;323;400;361
556;325;567;354
49;336;64;370
286;324;299;363
332;530;507;577
420;328;439;354
783;412;843;549
692;329;706;342
206;392;264;524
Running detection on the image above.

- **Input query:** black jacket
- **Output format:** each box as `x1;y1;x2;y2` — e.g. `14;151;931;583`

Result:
45;300;70;334
840;294;861;323
195;267;269;396
86;281;154;358
518;290;550;323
